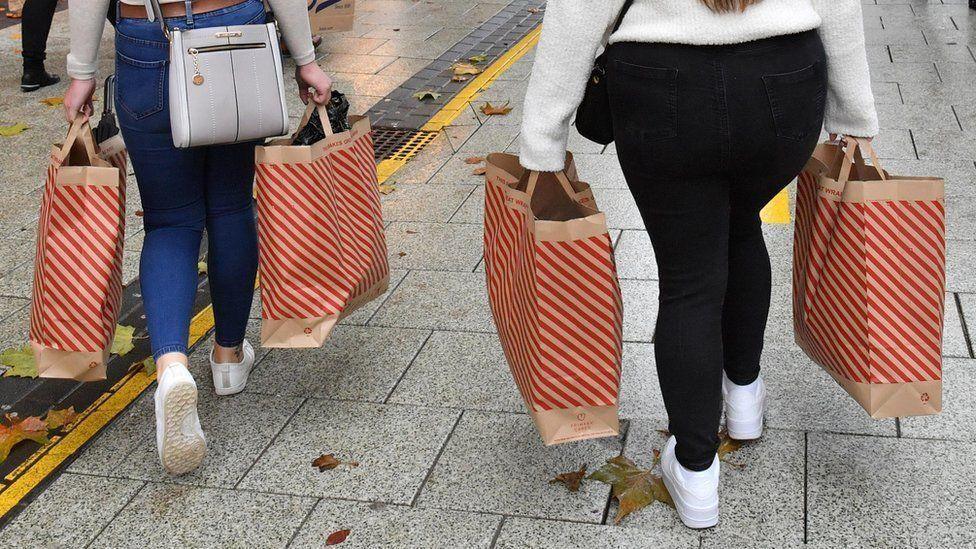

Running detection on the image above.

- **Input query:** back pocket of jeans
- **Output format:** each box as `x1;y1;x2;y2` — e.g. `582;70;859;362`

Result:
610;60;678;141
763;62;826;141
116;51;167;120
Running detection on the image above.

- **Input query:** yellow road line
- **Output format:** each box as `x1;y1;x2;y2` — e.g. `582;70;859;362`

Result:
761;188;791;224
0;23;544;520
375;25;542;184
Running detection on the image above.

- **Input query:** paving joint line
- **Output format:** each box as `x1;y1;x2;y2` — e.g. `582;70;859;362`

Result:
954;292;975;358
83;479;148;549
234;397;309;491
409;409;464;507
487;515;507;548
599;419;631;526
803;431;809;545
382;330;435;405
284;497;322;548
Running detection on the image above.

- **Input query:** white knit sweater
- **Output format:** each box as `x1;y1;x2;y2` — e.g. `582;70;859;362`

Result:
520;0;879;172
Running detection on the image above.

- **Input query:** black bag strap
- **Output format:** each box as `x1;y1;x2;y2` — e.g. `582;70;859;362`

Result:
611;0;635;34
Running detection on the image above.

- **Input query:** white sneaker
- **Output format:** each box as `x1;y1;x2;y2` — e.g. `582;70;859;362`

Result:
154;364;206;476
660;436;720;529
209;340;255;396
721;372;766;440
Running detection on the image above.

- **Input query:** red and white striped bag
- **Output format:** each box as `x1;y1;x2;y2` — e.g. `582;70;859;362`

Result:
30;120;126;381
484;153;623;445
794;137;945;417
255;104;389;347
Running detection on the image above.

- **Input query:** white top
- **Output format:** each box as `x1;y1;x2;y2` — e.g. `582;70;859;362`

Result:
520;0;880;171
67;0;316;80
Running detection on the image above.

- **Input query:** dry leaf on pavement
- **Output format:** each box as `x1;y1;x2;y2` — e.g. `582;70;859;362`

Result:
468;54;487;64
111;324;137;357
472;166;487;175
39;97;63;107
412;90;442;101
451;75;470;83
0;123;28;137
480;101;512;116
312;453;359;472
549;464;586;492
377;183;396;195
464;156;485;164
451;62;482;76
0;407;77;465
326;529;351;545
588;454;674;524
1;345;36;378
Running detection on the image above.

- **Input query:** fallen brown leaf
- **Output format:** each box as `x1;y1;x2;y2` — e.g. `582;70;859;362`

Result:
468;54;487;64
412;90;442;101
312;453;359;472
588;454;674;524
549;464;586;492
39;97;63;107
377;183;396;195
472;166;487;175
134;210;144;217
451;75;470;83
405;230;418;234
528;7;541;13
451;62;482;76
480;101;512;116
326;529;351;545
0;407;76;465
464;156;485;164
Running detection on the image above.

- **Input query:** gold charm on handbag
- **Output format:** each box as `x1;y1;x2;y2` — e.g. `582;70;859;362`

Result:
188;48;204;85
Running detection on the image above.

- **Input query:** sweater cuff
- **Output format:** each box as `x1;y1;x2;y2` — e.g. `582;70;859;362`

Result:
518;136;569;172
66;54;97;81
291;50;317;67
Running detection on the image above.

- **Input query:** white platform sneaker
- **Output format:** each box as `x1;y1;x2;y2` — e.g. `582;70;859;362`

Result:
721;373;766;440
660;436;720;529
209;340;256;396
154;364;207;476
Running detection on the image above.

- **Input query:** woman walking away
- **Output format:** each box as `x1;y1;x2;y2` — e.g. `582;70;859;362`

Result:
20;0;60;91
521;0;877;528
63;0;333;476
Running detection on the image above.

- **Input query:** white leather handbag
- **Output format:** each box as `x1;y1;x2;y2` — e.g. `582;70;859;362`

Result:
144;0;289;148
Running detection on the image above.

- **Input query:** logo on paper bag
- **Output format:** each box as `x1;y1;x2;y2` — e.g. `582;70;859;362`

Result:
303;327;313;335
308;0;344;13
921;392;930;403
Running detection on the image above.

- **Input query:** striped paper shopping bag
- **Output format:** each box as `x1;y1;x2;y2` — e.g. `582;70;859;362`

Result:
30;120;126;381
484;153;623;445
794;137;946;418
255;104;389;347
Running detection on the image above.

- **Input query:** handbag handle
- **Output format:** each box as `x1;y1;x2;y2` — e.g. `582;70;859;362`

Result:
525;171;578;200
837;137;887;186
296;101;335;139
60;117;100;164
143;0;179;37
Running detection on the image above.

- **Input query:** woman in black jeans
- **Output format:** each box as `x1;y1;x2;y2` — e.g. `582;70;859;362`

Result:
520;0;878;528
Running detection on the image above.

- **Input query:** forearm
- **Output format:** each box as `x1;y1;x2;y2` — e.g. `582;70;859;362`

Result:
267;0;315;66
67;0;112;80
519;0;626;171
812;0;879;137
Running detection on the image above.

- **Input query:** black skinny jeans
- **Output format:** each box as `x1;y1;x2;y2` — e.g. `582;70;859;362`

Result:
21;0;58;70
607;30;827;471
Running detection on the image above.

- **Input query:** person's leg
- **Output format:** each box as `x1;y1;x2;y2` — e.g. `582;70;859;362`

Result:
203;141;259;363
20;0;60;91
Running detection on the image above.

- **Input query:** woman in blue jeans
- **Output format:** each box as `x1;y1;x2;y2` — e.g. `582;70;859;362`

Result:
63;0;333;475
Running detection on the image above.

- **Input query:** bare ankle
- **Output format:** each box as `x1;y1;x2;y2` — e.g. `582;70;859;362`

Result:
156;352;189;380
212;343;243;364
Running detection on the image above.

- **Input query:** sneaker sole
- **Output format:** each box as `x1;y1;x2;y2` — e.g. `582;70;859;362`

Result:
661;472;719;529
20;84;41;92
159;381;206;476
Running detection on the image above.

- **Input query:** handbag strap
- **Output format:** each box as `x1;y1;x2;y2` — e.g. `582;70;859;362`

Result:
611;0;635;35
143;0;174;36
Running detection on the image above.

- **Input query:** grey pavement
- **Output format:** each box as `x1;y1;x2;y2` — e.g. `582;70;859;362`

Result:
2;1;976;548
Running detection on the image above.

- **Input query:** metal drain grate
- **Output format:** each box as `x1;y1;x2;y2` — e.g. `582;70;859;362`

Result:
372;127;440;163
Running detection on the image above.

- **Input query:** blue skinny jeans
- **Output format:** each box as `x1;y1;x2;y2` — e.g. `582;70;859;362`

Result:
115;0;267;360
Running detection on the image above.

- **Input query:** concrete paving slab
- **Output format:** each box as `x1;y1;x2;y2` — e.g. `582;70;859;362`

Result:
914;129;976;162
68;393;154;477
614;230;657;281
428;153;492;185
900;358;976;442
245;325;430;401
370;270;494;332
617;343;668;422
386;221;484;271
415;410;621;522
946;239;976;293
807;433;976;548
0;473;143;548
290;499;500;548
238;399;460;503
944;294;971;358
495;516;699;549
620;279;659;343
449;184;485;225
90;482;315;548
340;269;410;326
380;183;476;222
877;158;976;198
387;330;524;413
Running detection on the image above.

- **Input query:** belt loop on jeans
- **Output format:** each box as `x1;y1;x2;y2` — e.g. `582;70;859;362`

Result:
184;0;194;26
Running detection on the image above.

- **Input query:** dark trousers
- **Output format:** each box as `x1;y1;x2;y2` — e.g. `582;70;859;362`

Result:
607;30;827;471
21;0;58;70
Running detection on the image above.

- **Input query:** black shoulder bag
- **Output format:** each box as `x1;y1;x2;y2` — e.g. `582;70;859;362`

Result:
574;0;635;145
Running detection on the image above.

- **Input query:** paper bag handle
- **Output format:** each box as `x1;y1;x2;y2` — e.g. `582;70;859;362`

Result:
838;137;887;185
60;117;100;164
296;101;335;140
526;171;578;200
